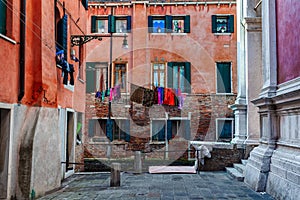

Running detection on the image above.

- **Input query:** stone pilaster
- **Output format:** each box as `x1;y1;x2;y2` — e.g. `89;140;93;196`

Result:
259;0;277;98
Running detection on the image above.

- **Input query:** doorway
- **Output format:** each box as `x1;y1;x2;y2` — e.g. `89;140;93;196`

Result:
0;109;10;199
66;111;74;172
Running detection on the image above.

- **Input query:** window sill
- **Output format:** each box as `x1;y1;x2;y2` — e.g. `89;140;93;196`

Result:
150;141;165;144
78;78;85;84
171;33;187;36
213;33;232;36
215;92;234;95
0;34;17;44
64;83;74;92
150;33;167;35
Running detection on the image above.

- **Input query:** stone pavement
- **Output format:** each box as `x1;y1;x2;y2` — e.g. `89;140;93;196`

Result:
38;172;274;200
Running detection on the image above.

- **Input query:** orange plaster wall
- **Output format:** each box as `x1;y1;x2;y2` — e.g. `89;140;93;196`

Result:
0;0;87;112
0;0;20;104
86;3;237;94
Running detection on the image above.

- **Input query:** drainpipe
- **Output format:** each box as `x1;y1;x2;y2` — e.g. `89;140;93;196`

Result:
18;0;26;102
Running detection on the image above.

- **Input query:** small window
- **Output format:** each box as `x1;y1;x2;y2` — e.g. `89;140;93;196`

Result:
86;62;108;93
148;16;166;33
172;17;185;33
113;63;127;92
216;62;232;93
91;16;108;33
151;120;166;142
152;63;166;87
212;15;234;33
0;0;7;35
216;119;233;142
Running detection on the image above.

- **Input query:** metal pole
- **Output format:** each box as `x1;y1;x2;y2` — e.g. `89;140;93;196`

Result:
108;7;113;120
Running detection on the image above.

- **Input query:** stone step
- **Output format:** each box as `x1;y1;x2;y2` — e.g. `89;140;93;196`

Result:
233;163;245;174
226;167;244;182
241;159;248;166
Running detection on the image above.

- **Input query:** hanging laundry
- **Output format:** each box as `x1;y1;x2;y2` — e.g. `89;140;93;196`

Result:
157;87;164;105
95;91;101;99
142;88;155;107
130;83;145;104
114;85;121;100
69;64;75;85
177;88;185;109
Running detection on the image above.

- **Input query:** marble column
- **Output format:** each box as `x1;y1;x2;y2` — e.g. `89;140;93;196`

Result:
244;0;278;192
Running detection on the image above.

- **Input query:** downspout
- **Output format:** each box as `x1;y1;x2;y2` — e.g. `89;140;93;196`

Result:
18;0;26;102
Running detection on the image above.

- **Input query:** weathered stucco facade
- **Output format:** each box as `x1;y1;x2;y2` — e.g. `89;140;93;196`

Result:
84;0;238;170
0;0;88;199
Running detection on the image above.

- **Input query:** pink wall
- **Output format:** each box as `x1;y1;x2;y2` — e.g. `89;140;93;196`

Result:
277;0;300;84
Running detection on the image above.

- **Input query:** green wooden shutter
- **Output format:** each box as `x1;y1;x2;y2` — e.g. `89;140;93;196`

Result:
91;16;97;33
108;15;116;33
167;120;172;140
167;62;173;88
0;0;6;35
212;15;217;33
88;120;95;137
86;69;95;93
148;16;153;33
183;120;191;140
184;15;190;33
57;15;68;60
158;124;165;141
217;63;231;93
184;62;191;93
228;15;234;33
124;119;130;142
126;16;131;33
165;15;173;33
106;119;113;141
82;0;88;10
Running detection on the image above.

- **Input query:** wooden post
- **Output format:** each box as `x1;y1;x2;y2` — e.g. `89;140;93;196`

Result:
134;151;142;174
110;162;121;187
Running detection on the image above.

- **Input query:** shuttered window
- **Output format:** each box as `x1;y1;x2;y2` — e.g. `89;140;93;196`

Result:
0;0;6;35
167;62;191;93
212;15;234;33
216;62;231;93
152;120;166;142
91;15;131;33
57;15;68;60
106;119;130;142
86;62;108;93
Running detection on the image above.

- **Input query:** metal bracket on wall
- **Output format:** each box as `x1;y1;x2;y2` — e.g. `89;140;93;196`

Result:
70;35;105;46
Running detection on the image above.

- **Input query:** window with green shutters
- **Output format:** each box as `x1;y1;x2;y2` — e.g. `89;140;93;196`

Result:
216;62;232;93
57;14;68;60
167;62;191;93
212;15;234;33
86;62;108;93
0;0;6;35
151;119;190;142
148;15;190;33
151;120;166;142
91;15;131;33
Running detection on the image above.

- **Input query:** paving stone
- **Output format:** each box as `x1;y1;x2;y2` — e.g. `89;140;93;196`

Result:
37;172;274;200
